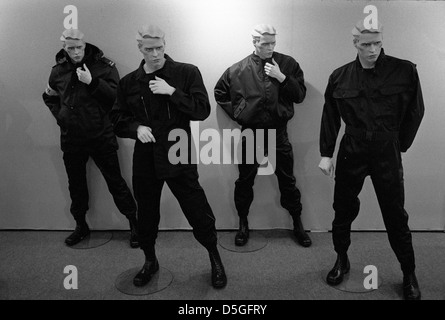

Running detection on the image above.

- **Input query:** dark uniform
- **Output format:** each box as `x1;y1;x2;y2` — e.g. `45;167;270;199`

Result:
43;43;137;225
320;49;424;274
215;52;306;220
110;55;217;251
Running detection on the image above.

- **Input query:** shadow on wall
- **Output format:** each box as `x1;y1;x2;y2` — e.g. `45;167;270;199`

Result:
0;79;34;226
262;81;327;229
287;81;334;230
84;158;123;230
210;105;239;228
47;145;71;225
0;77;73;229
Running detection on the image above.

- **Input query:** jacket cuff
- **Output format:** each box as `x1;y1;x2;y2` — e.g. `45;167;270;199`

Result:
88;78;100;92
169;88;183;105
320;153;333;158
129;122;141;140
280;76;289;86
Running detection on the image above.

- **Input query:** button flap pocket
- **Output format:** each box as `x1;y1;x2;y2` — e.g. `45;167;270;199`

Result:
234;98;247;119
333;89;360;99
379;86;410;96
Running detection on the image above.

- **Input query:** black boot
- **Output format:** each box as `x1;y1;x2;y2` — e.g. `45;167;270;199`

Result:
403;272;421;300
292;215;312;247
133;258;159;287
128;216;139;248
65;223;90;246
208;247;227;289
326;254;350;285
235;217;249;246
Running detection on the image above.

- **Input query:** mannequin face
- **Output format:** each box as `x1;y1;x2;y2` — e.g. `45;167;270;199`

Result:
354;32;383;68
139;37;166;72
254;34;276;59
64;39;86;64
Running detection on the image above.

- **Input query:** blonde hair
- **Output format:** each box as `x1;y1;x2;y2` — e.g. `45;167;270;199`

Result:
251;24;277;43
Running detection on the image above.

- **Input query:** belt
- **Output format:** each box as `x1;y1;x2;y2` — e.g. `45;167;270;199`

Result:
345;127;399;141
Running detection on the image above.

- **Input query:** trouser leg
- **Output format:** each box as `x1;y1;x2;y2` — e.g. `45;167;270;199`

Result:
274;134;302;216
332;136;368;255
167;169;217;249
133;175;164;250
234;163;258;218
91;150;137;218
167;169;226;288
63;151;90;224
370;141;415;274
234;133;259;218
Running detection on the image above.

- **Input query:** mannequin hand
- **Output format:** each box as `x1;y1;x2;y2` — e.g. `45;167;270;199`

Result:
77;64;92;85
149;76;176;95
137;125;156;143
265;59;286;82
319;157;334;178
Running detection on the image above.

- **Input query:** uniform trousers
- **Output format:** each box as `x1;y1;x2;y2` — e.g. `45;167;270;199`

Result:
234;127;302;218
62;149;137;222
333;134;415;274
133;167;217;251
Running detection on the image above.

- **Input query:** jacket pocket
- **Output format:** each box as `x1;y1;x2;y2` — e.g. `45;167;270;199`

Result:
234;98;247;119
375;85;411;120
333;89;360;99
379;86;410;96
57;105;70;130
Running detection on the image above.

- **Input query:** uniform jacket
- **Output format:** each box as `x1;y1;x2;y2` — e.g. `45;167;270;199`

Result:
214;51;306;129
320;49;425;157
42;43;119;153
109;55;211;179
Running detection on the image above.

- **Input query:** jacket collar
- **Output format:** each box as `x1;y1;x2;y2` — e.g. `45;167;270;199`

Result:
135;54;175;82
55;43;103;67
355;48;386;72
250;51;277;65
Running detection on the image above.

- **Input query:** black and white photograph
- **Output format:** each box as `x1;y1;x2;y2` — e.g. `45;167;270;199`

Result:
0;0;444;308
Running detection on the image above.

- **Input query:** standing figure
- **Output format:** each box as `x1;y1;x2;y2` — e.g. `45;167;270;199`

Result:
110;25;227;288
215;24;311;248
319;21;424;300
43;29;138;248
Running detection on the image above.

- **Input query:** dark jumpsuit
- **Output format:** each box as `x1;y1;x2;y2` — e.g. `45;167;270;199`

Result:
110;56;217;251
320;49;424;273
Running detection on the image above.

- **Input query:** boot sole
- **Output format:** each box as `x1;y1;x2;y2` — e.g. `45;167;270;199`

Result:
133;266;159;287
65;233;90;246
212;277;227;289
326;268;350;286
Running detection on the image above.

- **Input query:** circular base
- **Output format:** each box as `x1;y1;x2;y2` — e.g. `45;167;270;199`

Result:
218;232;268;253
68;231;113;249
322;266;383;293
115;266;173;296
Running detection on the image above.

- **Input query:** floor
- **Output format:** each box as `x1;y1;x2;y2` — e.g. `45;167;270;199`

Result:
0;230;444;301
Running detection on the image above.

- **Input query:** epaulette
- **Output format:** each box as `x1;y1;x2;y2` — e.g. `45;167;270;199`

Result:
100;56;115;67
53;56;67;67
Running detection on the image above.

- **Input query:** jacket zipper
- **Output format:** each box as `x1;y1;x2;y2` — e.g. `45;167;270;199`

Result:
142;96;170;121
141;96;149;122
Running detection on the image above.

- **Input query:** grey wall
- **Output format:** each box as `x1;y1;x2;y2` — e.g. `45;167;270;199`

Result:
1;0;444;231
